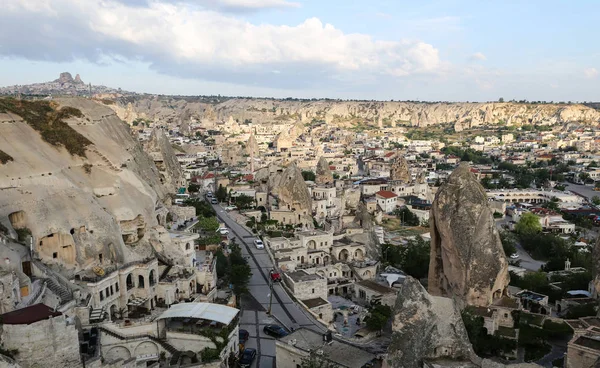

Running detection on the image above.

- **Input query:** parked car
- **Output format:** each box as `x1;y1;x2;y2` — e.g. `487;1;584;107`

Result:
239;348;256;367
510;253;519;259
239;329;250;344
254;239;264;249
269;269;281;282
263;324;288;338
210;198;218;204
218;228;230;235
225;205;238;211
206;192;213;198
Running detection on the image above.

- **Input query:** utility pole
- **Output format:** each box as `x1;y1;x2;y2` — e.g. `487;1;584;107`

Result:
267;278;274;315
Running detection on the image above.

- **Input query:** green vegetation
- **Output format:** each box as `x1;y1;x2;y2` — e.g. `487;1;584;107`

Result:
381;237;430;279
14;227;31;242
0;98;91;157
232;194;254;210
228;239;252;296
0;150;13;164
462;307;517;357
194;216;219;232
515;212;542;236
364;304;392;334
302;170;316;181
184;198;216;218
187;183;200;193
393;207;421;226
441;147;493;165
216;185;228;203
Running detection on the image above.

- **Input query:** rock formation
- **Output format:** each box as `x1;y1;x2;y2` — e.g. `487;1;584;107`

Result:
0;97;174;273
247;133;259;158
428;163;509;307
386;276;475;368
145;128;185;192
270;162;313;225
390;154;411;182
315;157;334;185
592;236;600;300
100;97;600;131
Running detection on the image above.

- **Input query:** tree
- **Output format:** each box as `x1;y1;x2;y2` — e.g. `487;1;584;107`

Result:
302;171;316;181
196;216;219;232
500;231;517;256
381;238;430;279
233;194;255;210
227;239;252;296
215;249;228;278
498;97;505;103
216;185;228;202
393;207;420;226
365;304;392;334
592;196;600;206
188;183;200;193
515;213;542;236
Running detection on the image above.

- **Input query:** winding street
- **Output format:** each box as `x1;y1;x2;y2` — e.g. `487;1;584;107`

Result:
212;203;327;368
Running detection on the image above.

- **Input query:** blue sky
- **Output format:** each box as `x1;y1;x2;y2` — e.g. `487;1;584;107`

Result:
1;0;598;101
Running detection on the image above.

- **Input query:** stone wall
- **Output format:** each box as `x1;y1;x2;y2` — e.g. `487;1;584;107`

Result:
0;315;80;368
169;206;196;222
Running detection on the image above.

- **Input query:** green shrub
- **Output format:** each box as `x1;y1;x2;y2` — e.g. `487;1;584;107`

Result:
15;227;31;242
0;150;13;164
0;98;92;157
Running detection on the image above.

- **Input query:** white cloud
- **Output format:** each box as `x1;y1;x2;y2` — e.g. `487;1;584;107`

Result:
0;0;443;89
470;52;486;61
584;67;598;79
217;0;300;10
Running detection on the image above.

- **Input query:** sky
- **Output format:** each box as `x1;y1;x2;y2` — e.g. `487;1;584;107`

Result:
1;0;599;101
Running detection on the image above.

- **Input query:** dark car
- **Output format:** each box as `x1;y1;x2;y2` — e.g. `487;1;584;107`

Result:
263;324;288;338
239;348;256;367
239;329;250;344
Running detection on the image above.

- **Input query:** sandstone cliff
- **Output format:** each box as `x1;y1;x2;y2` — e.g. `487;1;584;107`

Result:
0;97;174;274
390;155;411;182
108;96;600;129
429;163;510;308
269;162;313;226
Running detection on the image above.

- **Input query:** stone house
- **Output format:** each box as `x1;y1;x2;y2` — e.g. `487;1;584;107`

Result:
283;270;328;301
353;279;396;307
169;231;200;267
0;303;81;368
375;190;398;213
566;333;600;368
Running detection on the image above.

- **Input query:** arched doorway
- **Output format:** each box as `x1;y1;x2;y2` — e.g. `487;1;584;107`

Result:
149;270;156;286
110;304;118;320
354;249;364;261
300;256;305;263
307;240;317;250
339;249;350;262
323;255;330;264
126;274;134;289
138;275;145;288
190;281;195;294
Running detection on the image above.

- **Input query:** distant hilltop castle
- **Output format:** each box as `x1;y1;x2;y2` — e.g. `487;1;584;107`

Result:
54;72;84;85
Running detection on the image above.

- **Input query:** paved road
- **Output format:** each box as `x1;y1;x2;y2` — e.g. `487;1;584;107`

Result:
563;182;597;201
212;203;326;368
495;218;545;271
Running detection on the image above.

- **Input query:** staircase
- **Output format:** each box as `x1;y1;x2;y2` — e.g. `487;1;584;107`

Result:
31;260;75;307
44;277;74;304
89;307;106;323
98;326;182;366
160;265;173;281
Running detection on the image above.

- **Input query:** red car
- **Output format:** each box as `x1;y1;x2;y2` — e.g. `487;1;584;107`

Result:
269;269;281;282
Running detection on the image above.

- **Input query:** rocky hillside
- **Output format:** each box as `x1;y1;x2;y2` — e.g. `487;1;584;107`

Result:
110;96;600;131
0;97;176;275
0;72;126;97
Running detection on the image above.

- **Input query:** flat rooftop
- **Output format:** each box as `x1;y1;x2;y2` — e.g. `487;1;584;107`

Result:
287;271;323;282
356;280;395;295
0;303;62;325
302;297;329;309
279;328;375;368
573;335;600;352
296;229;330;237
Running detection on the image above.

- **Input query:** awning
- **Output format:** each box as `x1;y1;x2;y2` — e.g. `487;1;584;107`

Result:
127;296;149;307
157;302;239;325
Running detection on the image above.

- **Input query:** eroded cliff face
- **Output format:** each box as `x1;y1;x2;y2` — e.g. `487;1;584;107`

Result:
0;98;172;273
109;97;600;129
145;128;185;192
428;163;510;308
386;277;474;368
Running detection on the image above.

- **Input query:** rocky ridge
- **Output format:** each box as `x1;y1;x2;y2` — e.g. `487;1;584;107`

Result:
108;96;600;130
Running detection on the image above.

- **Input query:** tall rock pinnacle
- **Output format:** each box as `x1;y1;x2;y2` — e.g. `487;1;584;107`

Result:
315;157;333;185
390;154;410;182
428;162;509;308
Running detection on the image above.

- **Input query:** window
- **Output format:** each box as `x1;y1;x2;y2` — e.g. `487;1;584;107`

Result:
53;252;58;259
359;290;366;299
106;287;110;297
99;291;104;301
115;282;119;292
99;253;103;263
110;285;114;295
312;288;315;294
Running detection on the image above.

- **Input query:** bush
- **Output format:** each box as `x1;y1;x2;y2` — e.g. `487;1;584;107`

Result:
15;227;31;242
0;98;92;157
0;150;13;164
200;347;220;362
